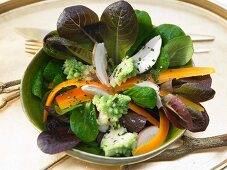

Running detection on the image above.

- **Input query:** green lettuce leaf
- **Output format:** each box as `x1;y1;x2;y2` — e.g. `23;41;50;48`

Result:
151;24;186;45
70;102;99;142
123;86;157;109
163;35;194;67
43;60;63;81
153;47;169;72
32;69;44;99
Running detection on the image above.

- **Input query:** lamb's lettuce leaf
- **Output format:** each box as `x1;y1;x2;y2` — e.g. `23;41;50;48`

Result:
152;24;186;45
123;86;157;109
150;24;193;68
70;102;99;142
163;35;194;67
32;69;44;99
153;47;169;72
100;1;138;65
43;59;63;81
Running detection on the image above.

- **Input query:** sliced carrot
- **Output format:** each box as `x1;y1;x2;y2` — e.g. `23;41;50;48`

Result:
43;79;108;121
160;90;204;112
128;102;159;127
132;111;169;156
55;88;93;109
157;67;215;84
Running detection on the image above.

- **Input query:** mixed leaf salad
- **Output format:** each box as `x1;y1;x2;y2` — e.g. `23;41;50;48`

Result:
32;1;216;157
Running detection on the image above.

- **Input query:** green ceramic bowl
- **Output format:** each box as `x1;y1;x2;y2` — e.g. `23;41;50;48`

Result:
21;49;185;165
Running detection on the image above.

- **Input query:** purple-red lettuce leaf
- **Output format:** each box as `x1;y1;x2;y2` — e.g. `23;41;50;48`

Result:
43;31;77;60
100;1;138;65
46;116;69;131
162;94;210;132
37;127;80;154
44;106;70;124
162;94;193;129
45;33;95;64
160;75;215;102
160;106;183;129
187;105;209;132
46;36;89;50
119;111;146;132
57;5;101;50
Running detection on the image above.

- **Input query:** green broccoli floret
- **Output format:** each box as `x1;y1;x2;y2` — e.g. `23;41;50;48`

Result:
92;94;131;130
101;127;137;157
63;58;95;80
110;58;138;87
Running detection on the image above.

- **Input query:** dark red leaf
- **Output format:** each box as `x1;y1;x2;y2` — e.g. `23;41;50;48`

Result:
187;105;209;132
44;106;70;124
37;128;80;154
162;94;193;129
120;111;146;132
161;75;215;102
160;106;183;129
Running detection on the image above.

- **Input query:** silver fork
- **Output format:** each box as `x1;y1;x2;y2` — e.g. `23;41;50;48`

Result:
25;39;43;54
25;34;215;55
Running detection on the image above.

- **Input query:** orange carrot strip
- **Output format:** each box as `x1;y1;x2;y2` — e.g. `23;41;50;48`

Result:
132;111;169;156
55;88;93;109
43;79;108;122
128;102;159;127
160;90;204;112
157;67;215;84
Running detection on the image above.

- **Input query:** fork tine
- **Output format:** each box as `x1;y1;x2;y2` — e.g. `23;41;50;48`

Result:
25;39;43;55
25;41;42;47
25;46;42;50
26;39;43;43
194;48;211;53
25;49;39;54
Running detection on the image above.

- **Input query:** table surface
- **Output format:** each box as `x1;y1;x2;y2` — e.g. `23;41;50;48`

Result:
0;0;226;170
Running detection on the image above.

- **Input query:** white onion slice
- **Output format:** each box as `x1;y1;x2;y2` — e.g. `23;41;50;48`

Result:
81;85;110;96
133;35;162;73
137;126;159;147
92;43;110;86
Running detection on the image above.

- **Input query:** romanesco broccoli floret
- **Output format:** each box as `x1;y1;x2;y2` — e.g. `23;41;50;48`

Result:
110;58;138;87
63;58;95;80
101;127;137;157
92;94;131;130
